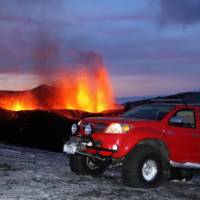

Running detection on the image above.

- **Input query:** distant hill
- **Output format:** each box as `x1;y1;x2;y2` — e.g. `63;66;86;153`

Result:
123;91;200;111
0;84;56;99
165;92;200;103
116;96;156;104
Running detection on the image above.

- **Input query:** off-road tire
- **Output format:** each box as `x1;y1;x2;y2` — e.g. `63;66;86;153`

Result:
122;145;167;188
69;154;107;176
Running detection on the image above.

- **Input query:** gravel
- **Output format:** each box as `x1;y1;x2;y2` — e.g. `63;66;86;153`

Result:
0;143;199;200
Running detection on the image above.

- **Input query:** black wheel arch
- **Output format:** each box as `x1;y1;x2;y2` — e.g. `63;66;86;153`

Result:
135;139;169;162
128;139;171;176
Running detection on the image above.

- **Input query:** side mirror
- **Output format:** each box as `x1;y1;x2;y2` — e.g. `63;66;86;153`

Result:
169;116;184;126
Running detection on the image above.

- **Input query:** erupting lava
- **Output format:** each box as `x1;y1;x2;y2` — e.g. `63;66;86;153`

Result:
0;93;38;111
0;66;119;113
61;67;116;112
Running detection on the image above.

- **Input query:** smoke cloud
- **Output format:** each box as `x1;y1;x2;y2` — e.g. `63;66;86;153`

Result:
157;0;200;25
0;0;106;89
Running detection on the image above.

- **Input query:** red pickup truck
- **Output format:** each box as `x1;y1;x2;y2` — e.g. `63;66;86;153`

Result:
64;102;200;188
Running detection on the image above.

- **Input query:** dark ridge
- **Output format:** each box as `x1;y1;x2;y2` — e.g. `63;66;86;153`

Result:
0;107;122;152
123;92;200;111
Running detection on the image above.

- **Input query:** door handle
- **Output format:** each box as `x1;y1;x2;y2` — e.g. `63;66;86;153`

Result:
163;130;175;136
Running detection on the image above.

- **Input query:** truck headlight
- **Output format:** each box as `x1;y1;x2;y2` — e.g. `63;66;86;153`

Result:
104;123;132;134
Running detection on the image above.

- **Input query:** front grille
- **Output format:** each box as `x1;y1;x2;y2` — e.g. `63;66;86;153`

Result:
75;136;102;148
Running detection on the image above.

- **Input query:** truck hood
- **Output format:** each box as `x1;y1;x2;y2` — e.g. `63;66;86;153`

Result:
81;117;163;134
84;117;158;124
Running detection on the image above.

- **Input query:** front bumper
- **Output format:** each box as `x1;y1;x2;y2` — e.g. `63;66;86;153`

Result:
63;136;118;157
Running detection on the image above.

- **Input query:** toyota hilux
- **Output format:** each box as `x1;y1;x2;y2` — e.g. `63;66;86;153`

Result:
64;101;200;188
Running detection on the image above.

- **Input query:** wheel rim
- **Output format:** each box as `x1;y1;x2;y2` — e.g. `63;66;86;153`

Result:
86;157;99;170
142;159;158;182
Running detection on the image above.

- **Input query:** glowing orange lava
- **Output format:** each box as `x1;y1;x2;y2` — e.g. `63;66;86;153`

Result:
0;93;38;111
0;66;119;113
61;67;117;112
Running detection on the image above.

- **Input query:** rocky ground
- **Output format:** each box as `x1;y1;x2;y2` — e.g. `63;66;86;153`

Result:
0;143;199;200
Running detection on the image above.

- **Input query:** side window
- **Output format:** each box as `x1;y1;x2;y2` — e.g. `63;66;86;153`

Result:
169;110;195;128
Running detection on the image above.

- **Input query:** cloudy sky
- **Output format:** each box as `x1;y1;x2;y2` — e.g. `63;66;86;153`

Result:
0;0;200;97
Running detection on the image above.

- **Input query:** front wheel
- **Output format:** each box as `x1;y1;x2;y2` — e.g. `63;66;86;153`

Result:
122;145;168;188
69;154;107;176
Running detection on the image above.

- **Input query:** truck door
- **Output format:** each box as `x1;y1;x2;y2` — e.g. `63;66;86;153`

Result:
165;109;199;163
196;110;200;162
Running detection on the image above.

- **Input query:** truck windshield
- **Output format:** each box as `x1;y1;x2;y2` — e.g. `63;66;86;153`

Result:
123;105;175;120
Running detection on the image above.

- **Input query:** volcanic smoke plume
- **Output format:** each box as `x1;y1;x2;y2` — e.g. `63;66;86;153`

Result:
0;52;119;113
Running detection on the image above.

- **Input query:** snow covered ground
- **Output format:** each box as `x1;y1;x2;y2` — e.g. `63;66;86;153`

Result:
0;143;199;200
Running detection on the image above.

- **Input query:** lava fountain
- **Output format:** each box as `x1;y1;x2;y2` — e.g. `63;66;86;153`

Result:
59;66;117;113
0;66;119;113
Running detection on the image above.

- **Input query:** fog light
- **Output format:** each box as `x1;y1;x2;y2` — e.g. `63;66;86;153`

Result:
85;124;92;135
71;124;78;135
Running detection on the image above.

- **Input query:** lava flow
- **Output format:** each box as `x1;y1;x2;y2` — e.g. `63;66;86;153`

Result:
0;66;119;113
0;93;38;111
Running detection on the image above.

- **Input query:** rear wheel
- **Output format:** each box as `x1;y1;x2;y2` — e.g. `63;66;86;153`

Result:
69;154;107;176
122;145;168;188
170;168;194;181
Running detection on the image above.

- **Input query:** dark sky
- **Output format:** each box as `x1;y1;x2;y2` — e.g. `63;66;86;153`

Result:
0;0;200;97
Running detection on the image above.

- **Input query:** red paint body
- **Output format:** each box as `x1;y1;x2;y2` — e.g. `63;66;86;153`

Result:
79;105;200;163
